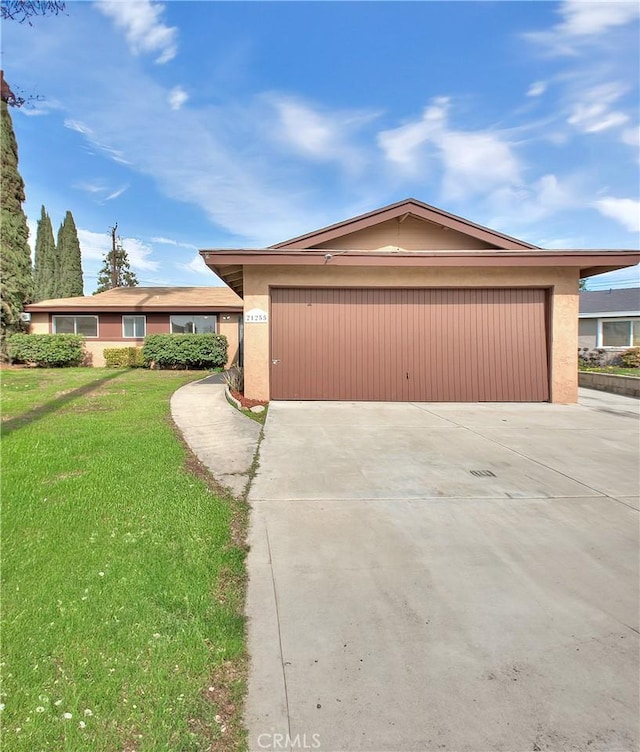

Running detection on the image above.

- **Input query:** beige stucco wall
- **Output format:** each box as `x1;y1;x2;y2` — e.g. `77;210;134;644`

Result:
218;314;241;366
242;265;580;404
314;216;496;251
29;312;49;333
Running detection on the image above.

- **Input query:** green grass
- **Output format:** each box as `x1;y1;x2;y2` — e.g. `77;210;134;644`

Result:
0;368;248;751
579;366;640;376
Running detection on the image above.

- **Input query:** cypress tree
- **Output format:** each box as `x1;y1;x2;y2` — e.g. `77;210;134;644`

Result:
33;204;57;301
57;210;83;297
0;99;33;338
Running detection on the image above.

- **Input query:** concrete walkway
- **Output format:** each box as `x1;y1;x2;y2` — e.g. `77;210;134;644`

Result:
246;389;639;752
171;378;261;497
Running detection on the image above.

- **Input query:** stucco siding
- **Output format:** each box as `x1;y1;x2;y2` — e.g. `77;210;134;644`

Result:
29;312;49;334
313;216;496;251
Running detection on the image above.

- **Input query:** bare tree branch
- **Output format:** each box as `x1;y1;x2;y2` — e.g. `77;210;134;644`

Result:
0;1;66;25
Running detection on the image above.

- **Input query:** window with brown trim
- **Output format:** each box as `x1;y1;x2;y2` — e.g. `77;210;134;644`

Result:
53;315;98;337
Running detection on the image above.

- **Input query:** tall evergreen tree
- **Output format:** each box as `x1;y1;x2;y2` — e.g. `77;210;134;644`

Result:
57;210;83;297
0;99;33;338
33;204;58;301
95;225;138;293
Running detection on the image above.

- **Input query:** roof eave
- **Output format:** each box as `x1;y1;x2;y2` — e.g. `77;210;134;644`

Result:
24;304;243;313
268;198;539;251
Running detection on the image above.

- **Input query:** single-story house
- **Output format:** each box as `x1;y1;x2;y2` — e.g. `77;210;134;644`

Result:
579;287;640;351
201;198;639;403
25;286;243;367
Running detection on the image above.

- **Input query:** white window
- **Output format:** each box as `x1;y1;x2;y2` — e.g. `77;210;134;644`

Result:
53;315;98;337
170;315;217;334
598;318;640;348
122;315;146;338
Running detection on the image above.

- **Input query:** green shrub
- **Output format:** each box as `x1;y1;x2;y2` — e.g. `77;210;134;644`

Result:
103;346;144;368
142;334;228;370
7;334;85;367
620;347;640;368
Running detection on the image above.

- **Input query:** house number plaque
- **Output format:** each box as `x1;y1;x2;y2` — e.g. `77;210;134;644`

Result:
245;308;268;323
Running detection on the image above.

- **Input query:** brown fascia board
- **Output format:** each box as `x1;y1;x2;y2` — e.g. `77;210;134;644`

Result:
201;249;639;272
24;304;242;313
267;198;539;251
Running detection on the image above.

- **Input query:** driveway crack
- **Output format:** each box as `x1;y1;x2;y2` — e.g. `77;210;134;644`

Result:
265;525;292;740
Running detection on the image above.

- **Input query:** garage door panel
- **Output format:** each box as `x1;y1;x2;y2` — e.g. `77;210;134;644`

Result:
270;288;549;402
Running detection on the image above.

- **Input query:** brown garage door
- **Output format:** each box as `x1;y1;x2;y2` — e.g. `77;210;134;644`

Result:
270;288;549;401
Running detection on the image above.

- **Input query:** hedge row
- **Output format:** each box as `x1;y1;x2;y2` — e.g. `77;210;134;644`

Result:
142;334;228;369
7;333;228;370
7;334;85;367
103;347;145;368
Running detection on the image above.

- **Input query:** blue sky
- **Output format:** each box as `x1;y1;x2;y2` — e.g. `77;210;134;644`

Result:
3;0;639;293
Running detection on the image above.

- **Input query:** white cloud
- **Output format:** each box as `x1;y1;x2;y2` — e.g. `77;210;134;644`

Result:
151;236;197;250
168;86;188;111
65;119;93;136
268;95;374;172
73;181;128;202
179;252;211;276
104;185;128;201
556;0;640;38
77;228;160;271
65;119;130;164
95;0;178;64
378;97;521;200
525;0;640;54
527;81;547;97
595;197;640;233
567;82;630;133
621;126;640;147
488;173;583;228
377;97;446;173
74;180;105;194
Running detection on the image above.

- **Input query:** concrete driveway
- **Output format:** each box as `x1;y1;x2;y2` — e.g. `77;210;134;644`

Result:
246;390;639;752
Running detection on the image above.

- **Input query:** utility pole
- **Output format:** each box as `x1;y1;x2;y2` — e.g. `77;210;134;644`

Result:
110;223;118;289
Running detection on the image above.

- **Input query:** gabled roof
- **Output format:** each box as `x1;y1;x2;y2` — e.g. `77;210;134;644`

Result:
200;198;640;297
270;198;540;251
26;286;242;313
579;287;640;316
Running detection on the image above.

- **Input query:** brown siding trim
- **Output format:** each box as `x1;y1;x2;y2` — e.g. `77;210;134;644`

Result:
268;199;539;250
26;305;242;313
202;251;640;267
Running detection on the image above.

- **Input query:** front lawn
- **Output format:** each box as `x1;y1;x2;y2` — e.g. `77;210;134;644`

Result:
579;366;640;377
0;368;247;751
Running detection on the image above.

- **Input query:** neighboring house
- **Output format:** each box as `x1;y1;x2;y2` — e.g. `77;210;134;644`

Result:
201;198;639;404
25;286;243;367
579;287;640;352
